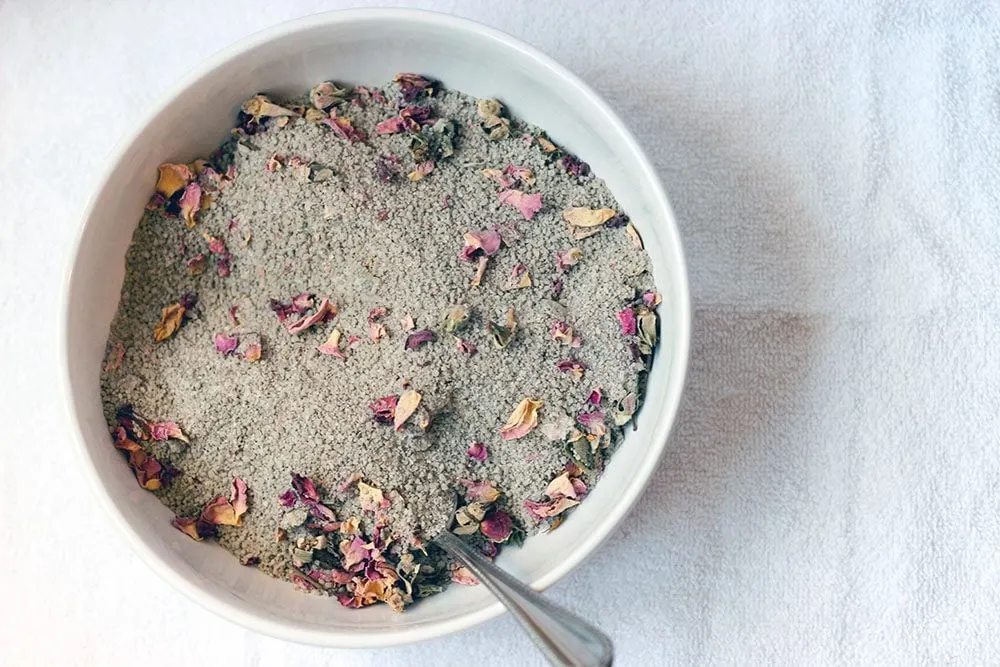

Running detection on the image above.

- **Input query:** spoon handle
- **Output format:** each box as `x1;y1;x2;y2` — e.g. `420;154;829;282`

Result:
436;531;614;667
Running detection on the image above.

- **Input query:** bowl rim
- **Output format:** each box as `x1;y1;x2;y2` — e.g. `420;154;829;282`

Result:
59;7;691;648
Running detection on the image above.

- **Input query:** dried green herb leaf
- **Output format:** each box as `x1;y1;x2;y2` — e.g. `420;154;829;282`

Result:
486;308;517;348
443;305;470;333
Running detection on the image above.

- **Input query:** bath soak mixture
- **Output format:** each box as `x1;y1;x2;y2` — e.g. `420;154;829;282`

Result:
101;75;660;610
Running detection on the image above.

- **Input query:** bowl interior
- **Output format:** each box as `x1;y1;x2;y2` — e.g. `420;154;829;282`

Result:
64;10;689;646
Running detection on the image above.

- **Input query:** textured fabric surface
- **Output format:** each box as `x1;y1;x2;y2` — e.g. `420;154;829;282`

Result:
2;1;997;665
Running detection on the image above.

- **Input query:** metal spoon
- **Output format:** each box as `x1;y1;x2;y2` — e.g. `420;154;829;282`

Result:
435;530;614;667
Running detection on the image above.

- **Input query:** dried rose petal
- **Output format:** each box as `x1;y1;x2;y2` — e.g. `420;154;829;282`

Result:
523;497;580;521
563;206;615;230
178;182;202;228
459;479;501;503
481;168;513;189
202;232;226;255
642;290;662;307
587;387;603;406
241;94;297;120
317;328;347;360
499;398;543;440
265;153;285;172
214;333;239;356
407;159;435;182
617;307;638;335
555;248;583;273
456;338;477;356
200;476;249;527
369;395;398;424
153;301;187;343
321;113;366;143
503;263;532;290
216;253;232;277
369;322;387;343
400;314;415;331
172;516;205;541
228;305;239;326
504;164;535;186
278;489;297;508
156;163;194;198
450;564;480;586
556;358;587;380
550;320;582;347
149;421;188;443
498;190;543;221
242;341;262;362
185;253;206;276
291;473;320;503
480;510;513;543
467;442;488;462
577;410;606;435
346;335;363;350
471;256;489;288
310;81;350;110
560;154;590;178
551;277;565;299
404;328;437;351
395;73;435;102
286;298;335;335
399;105;434;130
393;389;422;431
459;229;502;261
375;116;407;135
625;222;644;249
358;481;387;512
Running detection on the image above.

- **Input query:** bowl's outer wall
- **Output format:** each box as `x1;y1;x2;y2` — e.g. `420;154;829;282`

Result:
62;9;690;647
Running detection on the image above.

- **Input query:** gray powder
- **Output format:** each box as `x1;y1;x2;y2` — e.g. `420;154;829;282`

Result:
101;80;655;587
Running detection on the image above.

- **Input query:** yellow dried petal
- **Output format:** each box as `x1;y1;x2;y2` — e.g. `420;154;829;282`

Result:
153;303;185;342
394;389;422;431
562;207;616;228
499;398;543;440
358;481;385;511
625;222;644;249
155;163;193;198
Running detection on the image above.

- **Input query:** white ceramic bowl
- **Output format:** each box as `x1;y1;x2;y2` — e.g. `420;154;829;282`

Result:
60;8;690;647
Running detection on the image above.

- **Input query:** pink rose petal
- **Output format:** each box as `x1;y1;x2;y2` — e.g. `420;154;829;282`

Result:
456;338;477;356
286;297;334;334
467;442;488;462
214;332;239;356
617;307;637;335
278;489;297;508
149;421;188;442
291;473;320;503
404;328;437;351
375;116;407;135
497;189;543;220
368;395;398;424
480;510;513;543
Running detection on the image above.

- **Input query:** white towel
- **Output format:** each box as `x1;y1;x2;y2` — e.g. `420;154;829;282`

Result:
1;1;998;664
